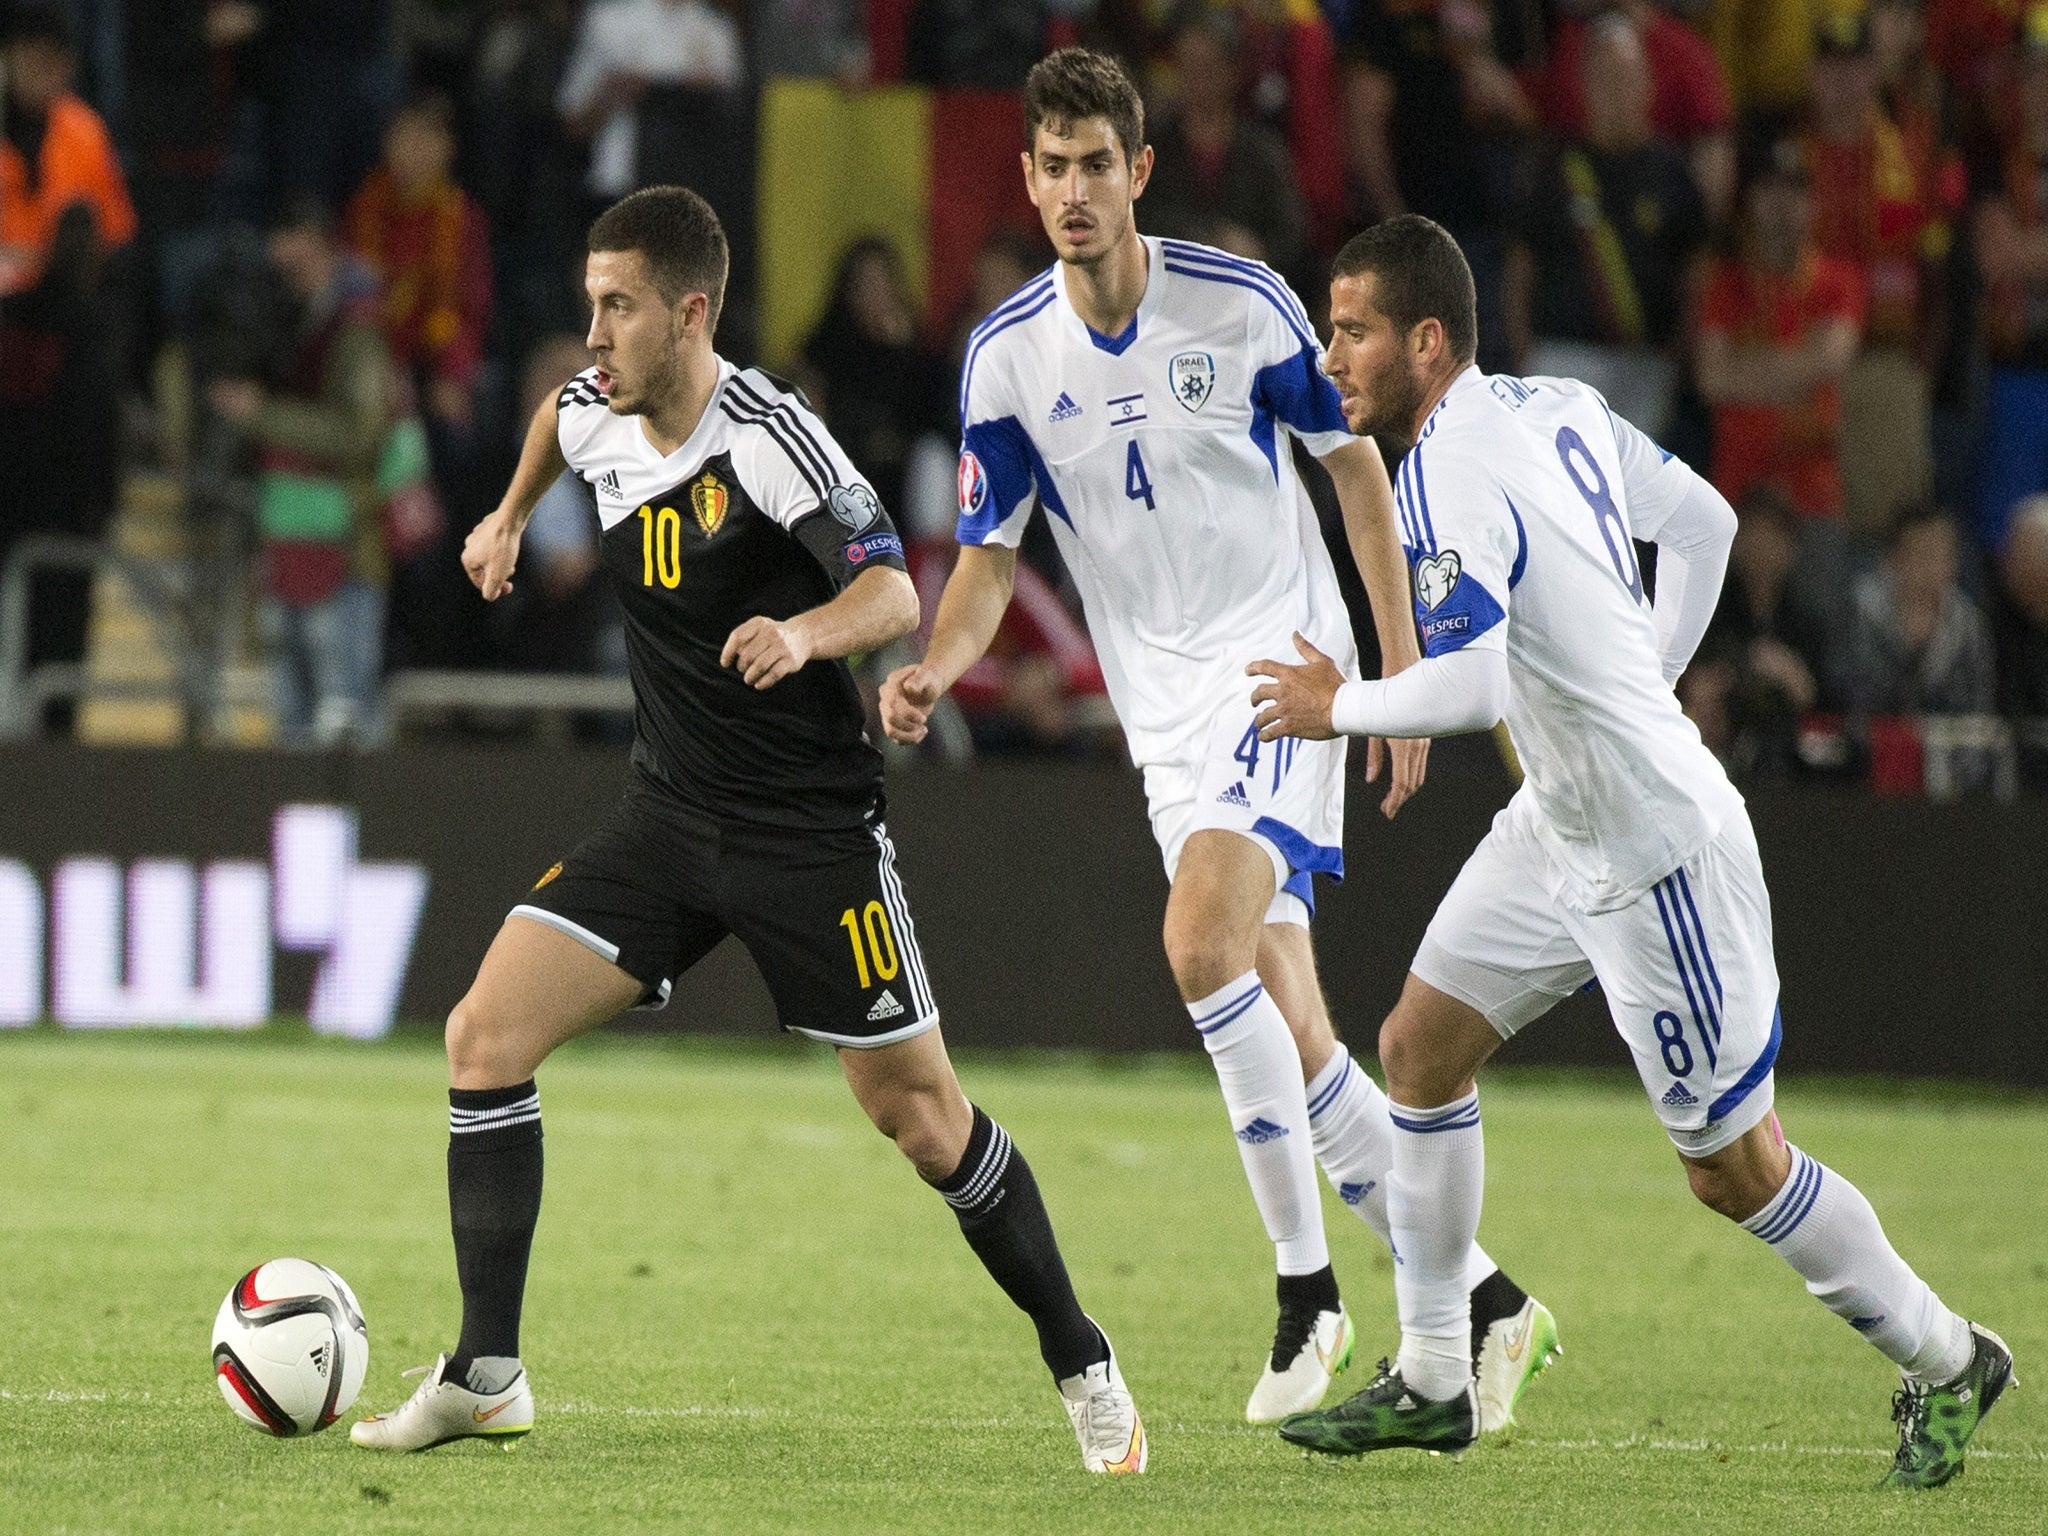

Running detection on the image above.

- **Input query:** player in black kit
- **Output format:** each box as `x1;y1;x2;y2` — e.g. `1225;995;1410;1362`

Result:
349;187;1146;1472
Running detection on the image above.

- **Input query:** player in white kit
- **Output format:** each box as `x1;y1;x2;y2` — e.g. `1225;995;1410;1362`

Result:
1257;216;2013;1487
880;50;1557;1427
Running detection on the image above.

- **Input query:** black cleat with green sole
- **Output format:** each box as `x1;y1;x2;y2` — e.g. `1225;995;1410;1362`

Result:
1276;1359;1477;1457
1883;1323;2017;1490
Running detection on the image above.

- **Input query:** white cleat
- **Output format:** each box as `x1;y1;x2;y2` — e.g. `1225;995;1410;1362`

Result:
1246;1304;1353;1424
1475;1297;1561;1433
350;1354;534;1451
1059;1322;1146;1474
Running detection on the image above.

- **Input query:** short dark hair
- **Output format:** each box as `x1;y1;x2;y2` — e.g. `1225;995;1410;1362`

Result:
587;185;729;331
1331;215;1478;366
1023;47;1145;167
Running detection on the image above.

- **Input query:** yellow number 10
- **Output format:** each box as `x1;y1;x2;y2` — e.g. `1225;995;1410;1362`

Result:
839;901;900;989
638;505;682;589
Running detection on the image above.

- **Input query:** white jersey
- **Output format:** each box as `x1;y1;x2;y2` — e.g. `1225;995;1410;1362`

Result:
1397;367;1745;912
956;237;1358;766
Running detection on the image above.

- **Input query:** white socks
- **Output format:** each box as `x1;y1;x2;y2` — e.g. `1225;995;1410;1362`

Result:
1742;1145;1971;1384
1388;1089;1486;1401
1191;971;1329;1277
1305;1045;1499;1292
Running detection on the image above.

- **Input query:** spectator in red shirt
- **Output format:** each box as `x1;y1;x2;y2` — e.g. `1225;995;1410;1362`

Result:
0;4;136;296
343;91;494;434
1697;137;1865;638
1535;0;1736;224
1805;9;1959;540
1807;11;1956;357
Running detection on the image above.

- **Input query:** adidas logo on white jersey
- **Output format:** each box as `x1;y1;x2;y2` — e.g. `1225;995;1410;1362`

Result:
867;990;905;1022
1661;1080;1699;1108
598;469;623;500
1215;782;1251;808
1048;391;1083;423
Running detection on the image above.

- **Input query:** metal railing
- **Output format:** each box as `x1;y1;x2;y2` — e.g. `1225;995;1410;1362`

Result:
0;536;217;742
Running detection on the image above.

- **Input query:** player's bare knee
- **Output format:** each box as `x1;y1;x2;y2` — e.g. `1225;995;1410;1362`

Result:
1375;1010;1427;1101
1683;1157;1754;1220
1162;919;1253;1004
874;1086;961;1181
444;998;517;1088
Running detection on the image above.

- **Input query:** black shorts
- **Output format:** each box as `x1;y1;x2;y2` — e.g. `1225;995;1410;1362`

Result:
512;772;939;1047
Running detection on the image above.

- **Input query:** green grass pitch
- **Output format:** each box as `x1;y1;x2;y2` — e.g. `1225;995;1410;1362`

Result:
3;1029;2044;1535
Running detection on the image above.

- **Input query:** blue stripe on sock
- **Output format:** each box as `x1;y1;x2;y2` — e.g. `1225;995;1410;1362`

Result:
1390;1097;1481;1134
1306;1054;1352;1120
1752;1150;1822;1244
1390;1109;1482;1134
1194;985;1265;1036
1190;979;1261;1027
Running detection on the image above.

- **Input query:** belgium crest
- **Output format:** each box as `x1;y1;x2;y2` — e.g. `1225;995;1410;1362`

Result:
691;472;730;535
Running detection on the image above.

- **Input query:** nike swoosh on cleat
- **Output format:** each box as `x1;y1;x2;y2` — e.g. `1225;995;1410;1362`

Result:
1104;1418;1145;1473
473;1400;520;1423
1505;1320;1529;1363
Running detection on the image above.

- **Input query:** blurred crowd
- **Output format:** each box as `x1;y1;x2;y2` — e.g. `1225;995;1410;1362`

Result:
4;0;2048;790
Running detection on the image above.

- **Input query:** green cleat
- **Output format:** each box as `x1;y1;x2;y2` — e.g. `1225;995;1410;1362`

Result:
1882;1323;2017;1490
1276;1359;1477;1457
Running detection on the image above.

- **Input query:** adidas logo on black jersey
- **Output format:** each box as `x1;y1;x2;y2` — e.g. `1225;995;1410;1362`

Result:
867;990;905;1021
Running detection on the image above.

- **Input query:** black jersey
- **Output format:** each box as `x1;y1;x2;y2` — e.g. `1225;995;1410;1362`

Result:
556;361;909;831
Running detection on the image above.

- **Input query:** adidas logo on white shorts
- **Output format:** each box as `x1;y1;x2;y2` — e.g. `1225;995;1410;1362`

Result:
1215;782;1251;808
1661;1081;1699;1108
867;990;905;1022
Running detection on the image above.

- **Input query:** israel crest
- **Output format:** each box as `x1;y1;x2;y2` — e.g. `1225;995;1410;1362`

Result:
690;472;729;536
829;482;880;535
1172;351;1215;413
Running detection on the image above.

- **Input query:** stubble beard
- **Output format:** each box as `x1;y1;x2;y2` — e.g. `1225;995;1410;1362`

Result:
1354;355;1427;447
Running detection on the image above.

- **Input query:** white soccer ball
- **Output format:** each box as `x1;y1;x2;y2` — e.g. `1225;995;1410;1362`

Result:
211;1259;369;1436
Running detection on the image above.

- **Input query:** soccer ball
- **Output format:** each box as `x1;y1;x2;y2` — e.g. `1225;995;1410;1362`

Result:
211;1259;368;1436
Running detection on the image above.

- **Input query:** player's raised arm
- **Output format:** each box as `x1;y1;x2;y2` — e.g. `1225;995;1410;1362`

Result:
463;389;570;600
723;563;920;690
882;355;1039;744
1604;408;1739;685
879;544;1018;745
722;403;923;690
1317;435;1431;815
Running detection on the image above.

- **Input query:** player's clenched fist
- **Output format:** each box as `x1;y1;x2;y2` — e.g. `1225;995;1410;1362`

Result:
462;507;523;600
722;615;813;689
880;665;942;745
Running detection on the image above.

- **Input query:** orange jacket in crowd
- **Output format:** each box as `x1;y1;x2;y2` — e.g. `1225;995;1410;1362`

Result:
343;169;493;388
0;92;137;295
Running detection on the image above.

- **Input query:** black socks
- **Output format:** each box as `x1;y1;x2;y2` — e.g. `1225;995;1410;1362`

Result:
446;1079;544;1383
936;1106;1107;1382
1276;1264;1342;1319
1468;1266;1529;1337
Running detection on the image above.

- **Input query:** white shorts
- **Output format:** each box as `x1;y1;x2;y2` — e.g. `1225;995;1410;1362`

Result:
1412;800;1781;1157
1143;685;1348;926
